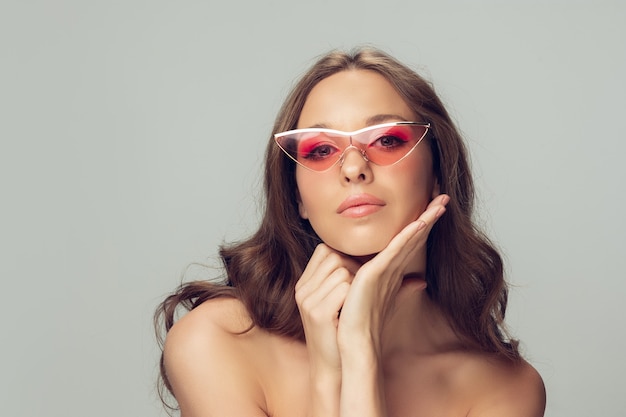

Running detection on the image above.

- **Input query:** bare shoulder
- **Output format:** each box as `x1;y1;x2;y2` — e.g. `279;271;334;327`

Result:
165;297;254;353
164;297;268;416
169;296;253;335
463;353;546;417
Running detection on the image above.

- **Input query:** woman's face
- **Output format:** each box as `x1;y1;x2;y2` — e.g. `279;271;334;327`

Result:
295;69;438;256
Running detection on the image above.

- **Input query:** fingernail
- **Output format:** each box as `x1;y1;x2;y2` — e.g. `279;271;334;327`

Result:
441;195;450;205
416;220;427;231
435;206;446;218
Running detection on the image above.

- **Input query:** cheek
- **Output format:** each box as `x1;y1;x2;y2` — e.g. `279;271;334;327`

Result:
394;155;436;209
295;169;323;219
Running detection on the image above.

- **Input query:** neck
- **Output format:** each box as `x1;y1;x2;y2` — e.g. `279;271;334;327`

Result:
380;280;461;359
350;248;459;356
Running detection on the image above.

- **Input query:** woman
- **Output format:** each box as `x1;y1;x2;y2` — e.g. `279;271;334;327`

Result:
155;47;546;417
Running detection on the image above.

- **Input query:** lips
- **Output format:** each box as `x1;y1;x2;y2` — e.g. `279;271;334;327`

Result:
336;194;386;217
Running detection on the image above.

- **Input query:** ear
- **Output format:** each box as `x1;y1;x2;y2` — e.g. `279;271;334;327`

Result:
431;177;441;199
298;201;309;219
296;191;309;219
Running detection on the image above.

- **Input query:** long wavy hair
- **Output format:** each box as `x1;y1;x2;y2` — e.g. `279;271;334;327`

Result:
155;47;519;409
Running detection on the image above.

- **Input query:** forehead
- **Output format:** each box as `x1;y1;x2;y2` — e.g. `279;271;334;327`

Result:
297;69;416;130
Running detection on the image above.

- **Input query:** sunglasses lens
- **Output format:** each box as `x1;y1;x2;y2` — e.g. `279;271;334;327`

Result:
358;124;427;166
275;123;429;171
276;132;346;171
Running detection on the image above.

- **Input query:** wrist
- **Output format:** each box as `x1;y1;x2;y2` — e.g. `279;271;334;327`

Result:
310;365;341;387
309;367;341;417
340;356;386;417
338;329;382;365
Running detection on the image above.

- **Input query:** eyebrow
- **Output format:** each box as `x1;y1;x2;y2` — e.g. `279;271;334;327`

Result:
306;114;411;129
366;114;411;125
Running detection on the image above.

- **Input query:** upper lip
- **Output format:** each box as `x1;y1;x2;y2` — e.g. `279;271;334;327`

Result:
336;193;386;214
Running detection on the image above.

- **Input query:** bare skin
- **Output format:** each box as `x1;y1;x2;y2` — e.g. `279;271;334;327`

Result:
164;250;545;417
164;199;545;417
163;70;546;416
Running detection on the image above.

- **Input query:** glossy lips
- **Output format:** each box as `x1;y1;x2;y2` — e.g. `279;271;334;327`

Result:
336;194;386;218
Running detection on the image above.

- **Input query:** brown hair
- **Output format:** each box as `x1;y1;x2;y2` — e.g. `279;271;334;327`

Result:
155;47;519;409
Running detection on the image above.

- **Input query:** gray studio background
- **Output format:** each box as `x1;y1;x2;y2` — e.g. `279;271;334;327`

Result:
1;1;624;416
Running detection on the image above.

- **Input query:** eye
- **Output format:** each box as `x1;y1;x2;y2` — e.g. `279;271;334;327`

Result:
301;142;340;160
371;134;408;150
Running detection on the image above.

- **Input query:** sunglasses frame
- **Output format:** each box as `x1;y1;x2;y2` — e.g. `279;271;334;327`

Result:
274;121;431;172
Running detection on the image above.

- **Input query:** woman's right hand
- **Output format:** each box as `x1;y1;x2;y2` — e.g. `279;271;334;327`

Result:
296;245;360;417
295;244;360;374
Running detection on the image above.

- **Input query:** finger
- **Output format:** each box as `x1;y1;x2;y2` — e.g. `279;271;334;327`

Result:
295;248;354;311
412;193;450;234
300;274;352;325
296;244;358;294
296;244;335;291
356;197;448;284
297;266;353;312
376;194;450;265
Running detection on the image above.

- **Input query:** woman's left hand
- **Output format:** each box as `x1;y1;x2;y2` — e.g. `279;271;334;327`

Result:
336;193;450;355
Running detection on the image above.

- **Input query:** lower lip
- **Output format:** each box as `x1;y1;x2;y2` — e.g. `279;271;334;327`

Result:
340;204;383;218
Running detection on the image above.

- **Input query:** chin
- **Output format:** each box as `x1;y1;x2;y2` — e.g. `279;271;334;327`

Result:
326;238;389;258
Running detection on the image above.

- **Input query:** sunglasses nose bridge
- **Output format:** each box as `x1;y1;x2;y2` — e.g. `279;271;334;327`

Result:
339;134;369;167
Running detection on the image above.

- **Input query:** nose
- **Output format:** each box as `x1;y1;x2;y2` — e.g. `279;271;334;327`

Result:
339;144;372;183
